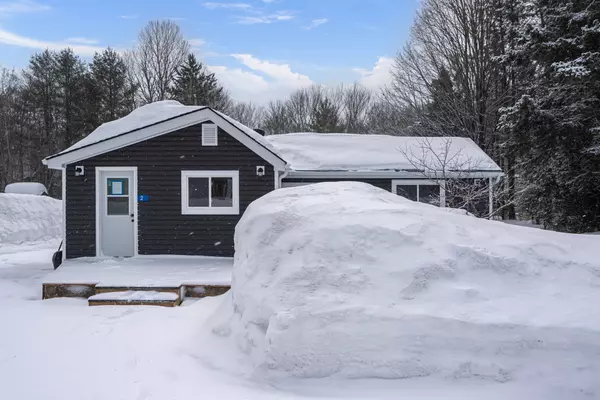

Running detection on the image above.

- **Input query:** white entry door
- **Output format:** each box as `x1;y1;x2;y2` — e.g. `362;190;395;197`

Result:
98;168;136;256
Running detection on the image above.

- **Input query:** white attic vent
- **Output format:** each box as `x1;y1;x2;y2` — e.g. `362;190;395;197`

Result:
202;124;218;146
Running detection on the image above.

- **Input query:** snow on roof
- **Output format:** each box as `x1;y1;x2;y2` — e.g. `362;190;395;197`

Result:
213;109;283;160
52;101;283;163
58;101;205;155
266;133;502;173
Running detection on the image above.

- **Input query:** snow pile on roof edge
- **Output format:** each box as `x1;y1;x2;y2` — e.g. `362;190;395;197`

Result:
205;182;600;391
0;193;62;244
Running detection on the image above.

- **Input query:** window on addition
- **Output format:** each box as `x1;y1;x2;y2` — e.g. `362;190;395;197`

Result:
392;180;445;207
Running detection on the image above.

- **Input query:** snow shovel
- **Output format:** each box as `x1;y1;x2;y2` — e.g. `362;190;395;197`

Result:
52;241;63;270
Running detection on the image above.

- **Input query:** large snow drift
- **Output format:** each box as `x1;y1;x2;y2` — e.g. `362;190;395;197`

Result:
209;182;600;389
0;193;61;244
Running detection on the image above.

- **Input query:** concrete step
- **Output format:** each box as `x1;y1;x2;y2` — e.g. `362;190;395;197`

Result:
88;290;181;307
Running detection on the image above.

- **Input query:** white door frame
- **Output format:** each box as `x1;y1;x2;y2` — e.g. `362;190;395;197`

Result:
95;166;138;257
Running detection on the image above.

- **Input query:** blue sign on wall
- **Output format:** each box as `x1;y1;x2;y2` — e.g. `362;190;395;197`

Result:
138;194;150;202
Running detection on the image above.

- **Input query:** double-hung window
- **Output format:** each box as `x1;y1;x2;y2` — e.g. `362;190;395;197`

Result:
392;180;446;207
181;171;239;215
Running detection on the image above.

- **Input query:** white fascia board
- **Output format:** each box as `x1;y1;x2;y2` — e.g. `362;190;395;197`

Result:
284;170;504;179
44;108;287;171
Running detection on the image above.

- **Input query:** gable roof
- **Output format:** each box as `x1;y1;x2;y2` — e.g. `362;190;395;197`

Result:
266;133;502;177
43;101;286;170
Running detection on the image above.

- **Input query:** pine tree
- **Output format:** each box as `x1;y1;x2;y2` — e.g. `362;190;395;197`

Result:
500;0;600;232
169;54;230;110
310;97;341;133
54;48;89;147
22;50;59;193
91;48;136;124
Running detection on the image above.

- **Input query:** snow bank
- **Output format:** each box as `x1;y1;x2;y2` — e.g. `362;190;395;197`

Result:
209;182;600;388
4;182;47;196
0;193;61;244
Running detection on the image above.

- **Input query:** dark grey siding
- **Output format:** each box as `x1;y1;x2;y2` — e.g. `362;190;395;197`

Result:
65;121;275;259
283;177;491;216
282;178;392;191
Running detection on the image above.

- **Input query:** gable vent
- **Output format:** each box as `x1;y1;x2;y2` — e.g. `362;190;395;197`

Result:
202;124;218;146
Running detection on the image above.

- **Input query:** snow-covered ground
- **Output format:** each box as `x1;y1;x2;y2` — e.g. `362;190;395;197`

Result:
2;182;600;399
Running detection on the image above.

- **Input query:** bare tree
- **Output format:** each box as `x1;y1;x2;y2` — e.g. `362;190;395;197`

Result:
383;0;506;148
342;83;373;133
227;102;265;130
396;137;499;217
129;20;189;103
263;84;376;134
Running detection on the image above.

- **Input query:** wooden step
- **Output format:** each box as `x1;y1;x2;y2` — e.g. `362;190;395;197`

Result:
88;290;181;307
183;284;230;298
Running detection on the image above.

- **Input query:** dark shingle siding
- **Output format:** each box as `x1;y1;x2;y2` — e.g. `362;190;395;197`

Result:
65;121;275;259
283;177;392;192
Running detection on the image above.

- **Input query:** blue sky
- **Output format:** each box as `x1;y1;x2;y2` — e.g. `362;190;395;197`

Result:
0;0;420;103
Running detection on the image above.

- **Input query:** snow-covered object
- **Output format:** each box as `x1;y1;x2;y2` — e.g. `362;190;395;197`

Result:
266;133;502;172
88;291;178;301
4;182;47;196
0;193;61;244
54;100;281;159
211;182;600;384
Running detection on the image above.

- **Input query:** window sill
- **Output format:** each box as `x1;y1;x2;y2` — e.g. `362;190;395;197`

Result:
181;207;240;215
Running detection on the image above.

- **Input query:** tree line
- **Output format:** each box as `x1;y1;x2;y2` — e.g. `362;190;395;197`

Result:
1;1;599;232
0;21;237;196
380;0;599;232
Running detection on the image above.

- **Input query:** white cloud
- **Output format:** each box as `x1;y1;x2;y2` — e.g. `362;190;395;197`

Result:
234;12;294;24
208;54;312;104
305;18;328;30
119;14;138;19
354;56;394;90
188;38;206;47
0;0;49;16
202;1;294;25
0;27;108;56
202;2;252;10
65;37;99;45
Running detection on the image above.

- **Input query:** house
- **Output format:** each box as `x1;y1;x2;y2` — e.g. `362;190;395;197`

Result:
43;100;503;260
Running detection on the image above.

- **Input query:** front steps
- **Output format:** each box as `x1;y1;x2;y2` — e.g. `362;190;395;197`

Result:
42;282;230;306
88;290;181;307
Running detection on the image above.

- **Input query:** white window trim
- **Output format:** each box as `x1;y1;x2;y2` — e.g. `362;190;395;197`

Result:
202;123;218;146
181;170;239;215
392;179;446;207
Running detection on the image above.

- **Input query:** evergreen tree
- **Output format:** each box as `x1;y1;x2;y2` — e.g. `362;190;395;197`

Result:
169;54;230;110
54;48;89;147
22;50;59;193
310;97;341;133
91;48;136;124
500;0;600;232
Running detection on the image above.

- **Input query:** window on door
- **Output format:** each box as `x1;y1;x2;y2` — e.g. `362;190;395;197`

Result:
392;180;445;207
106;178;129;215
181;171;239;215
